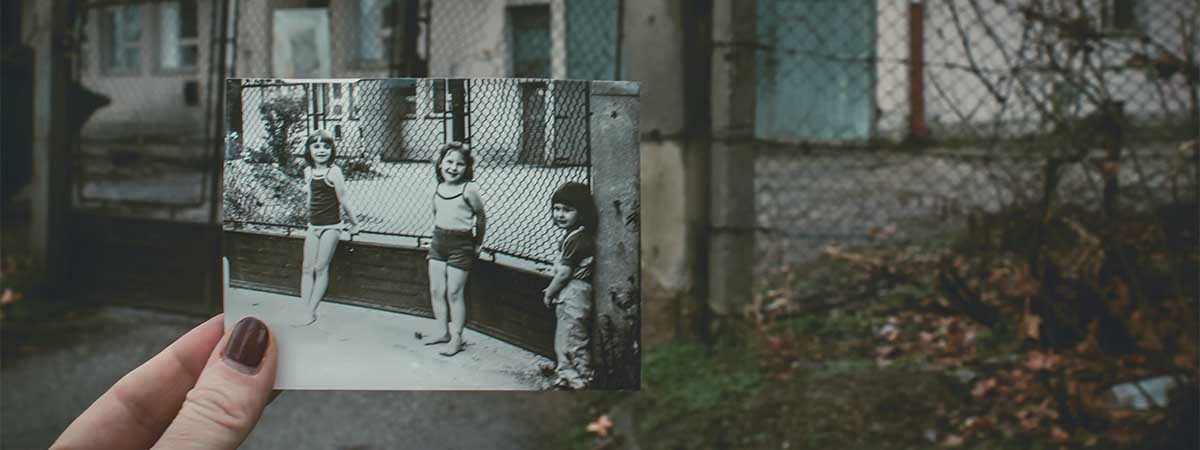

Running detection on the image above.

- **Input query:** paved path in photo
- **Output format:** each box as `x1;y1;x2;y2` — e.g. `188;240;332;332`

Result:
225;288;553;390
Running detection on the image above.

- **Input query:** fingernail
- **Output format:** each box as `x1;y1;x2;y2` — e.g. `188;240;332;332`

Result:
224;317;269;374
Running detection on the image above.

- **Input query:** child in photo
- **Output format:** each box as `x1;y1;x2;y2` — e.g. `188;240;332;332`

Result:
298;130;361;326
424;141;487;356
542;182;597;389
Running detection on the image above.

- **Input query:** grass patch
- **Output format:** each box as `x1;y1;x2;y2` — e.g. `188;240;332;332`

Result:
642;341;762;413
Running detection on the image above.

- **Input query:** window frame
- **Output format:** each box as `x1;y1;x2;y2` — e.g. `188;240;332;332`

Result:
1100;0;1143;34
156;0;201;73
97;5;145;76
425;78;449;119
506;4;552;78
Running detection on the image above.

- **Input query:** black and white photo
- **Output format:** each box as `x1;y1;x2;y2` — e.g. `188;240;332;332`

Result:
222;77;640;390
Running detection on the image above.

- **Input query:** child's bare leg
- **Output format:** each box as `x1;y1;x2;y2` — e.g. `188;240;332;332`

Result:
440;266;469;356
424;260;451;344
297;229;320;324
306;229;340;322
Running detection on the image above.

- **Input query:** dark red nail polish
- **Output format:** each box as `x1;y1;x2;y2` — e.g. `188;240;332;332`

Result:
224;317;268;373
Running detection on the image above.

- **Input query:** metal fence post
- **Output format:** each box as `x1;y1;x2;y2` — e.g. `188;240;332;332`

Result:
31;0;73;285
589;80;641;389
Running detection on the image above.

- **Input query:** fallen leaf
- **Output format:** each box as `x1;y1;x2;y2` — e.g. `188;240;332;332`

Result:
586;415;614;437
1024;352;1060;371
1022;311;1042;341
972;378;998;398
919;331;937;343
941;434;965;447
1050;426;1070;441
0;288;21;305
1016;409;1041;431
962;416;994;432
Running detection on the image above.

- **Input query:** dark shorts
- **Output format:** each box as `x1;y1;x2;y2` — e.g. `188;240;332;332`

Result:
428;227;477;271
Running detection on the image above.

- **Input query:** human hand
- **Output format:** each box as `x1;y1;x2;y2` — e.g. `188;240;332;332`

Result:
543;290;556;308
51;315;278;450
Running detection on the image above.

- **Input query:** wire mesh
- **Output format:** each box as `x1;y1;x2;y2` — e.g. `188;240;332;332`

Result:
425;0;620;80
224;78;591;267
750;0;1200;272
67;0;226;221
60;0;620;221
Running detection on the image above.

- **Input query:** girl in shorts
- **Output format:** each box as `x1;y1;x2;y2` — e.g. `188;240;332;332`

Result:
298;131;360;326
424;141;487;356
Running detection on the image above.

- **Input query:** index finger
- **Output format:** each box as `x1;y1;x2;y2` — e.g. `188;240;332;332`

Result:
51;315;225;450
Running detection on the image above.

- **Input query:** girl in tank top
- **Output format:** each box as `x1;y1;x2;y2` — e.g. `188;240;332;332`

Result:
423;141;487;356
296;131;360;326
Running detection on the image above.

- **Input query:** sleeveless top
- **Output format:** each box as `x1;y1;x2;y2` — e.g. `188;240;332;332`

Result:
309;168;341;226
433;182;476;231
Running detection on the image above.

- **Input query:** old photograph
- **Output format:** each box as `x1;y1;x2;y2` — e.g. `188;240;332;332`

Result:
222;77;640;390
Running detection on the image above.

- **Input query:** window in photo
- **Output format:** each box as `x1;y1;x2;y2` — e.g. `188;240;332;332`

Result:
159;0;199;71
431;78;447;115
1101;0;1141;32
330;83;344;118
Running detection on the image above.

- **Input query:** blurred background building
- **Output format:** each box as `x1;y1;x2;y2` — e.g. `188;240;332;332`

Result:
4;0;1196;347
4;0;1197;448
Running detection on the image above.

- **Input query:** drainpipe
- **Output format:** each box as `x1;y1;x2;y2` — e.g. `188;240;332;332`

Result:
908;0;929;140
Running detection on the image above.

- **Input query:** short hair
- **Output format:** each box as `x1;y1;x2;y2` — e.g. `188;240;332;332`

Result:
433;141;475;183
551;182;597;230
302;130;337;167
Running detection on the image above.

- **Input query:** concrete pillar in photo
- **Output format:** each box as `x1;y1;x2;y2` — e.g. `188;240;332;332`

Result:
589;80;641;389
707;0;756;321
31;0;72;283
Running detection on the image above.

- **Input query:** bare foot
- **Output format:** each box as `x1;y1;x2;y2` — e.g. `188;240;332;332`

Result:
438;339;464;357
291;314;317;327
421;333;451;346
551;377;573;390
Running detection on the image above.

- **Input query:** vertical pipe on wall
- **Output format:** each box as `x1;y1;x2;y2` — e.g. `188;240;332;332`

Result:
908;0;929;140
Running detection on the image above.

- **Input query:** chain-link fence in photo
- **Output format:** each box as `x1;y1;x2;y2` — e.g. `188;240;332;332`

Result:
748;0;1199;275
224;78;592;268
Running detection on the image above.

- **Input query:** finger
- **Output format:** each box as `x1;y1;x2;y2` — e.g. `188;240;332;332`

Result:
151;316;278;450
51;315;225;450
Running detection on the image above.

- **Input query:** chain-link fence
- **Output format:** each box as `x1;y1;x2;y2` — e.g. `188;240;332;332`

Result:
231;0;620;80
750;0;1199;274
224;78;591;267
61;0;621;223
66;0;232;222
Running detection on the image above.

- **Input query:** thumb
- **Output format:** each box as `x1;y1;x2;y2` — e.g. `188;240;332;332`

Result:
152;316;278;450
